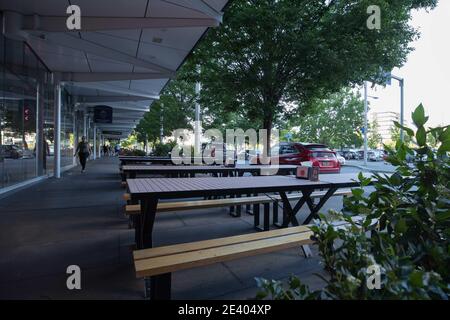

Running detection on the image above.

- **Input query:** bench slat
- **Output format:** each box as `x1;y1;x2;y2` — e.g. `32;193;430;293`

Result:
134;231;314;278
125;189;352;215
126;196;273;215
133;225;311;261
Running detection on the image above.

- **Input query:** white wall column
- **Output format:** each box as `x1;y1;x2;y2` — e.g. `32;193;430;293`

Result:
83;112;87;137
194;77;202;164
35;83;41;176
73;107;77;166
93;125;97;160
98;135;102;158
54;83;62;178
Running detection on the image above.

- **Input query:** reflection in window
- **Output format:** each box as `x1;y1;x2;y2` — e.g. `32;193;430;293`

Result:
61;90;74;168
0;36;53;189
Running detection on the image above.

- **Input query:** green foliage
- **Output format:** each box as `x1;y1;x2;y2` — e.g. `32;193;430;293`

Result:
389;124;412;148
151;141;177;157
120;148;146;156
120;134;139;149
135;67;195;145
287;89;364;148
256;104;449;300
368;119;383;149
192;0;437;152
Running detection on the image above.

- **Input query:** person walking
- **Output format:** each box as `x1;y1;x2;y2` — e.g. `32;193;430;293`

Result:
102;144;108;157
74;136;91;173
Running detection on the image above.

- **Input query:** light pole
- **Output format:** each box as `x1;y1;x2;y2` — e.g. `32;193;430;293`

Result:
160;103;164;143
390;75;405;141
194;67;202;163
363;81;379;166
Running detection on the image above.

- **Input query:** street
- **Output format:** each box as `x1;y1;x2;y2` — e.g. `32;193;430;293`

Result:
343;160;396;173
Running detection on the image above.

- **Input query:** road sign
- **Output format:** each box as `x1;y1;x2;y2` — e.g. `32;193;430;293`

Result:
383;71;392;86
94;105;113;123
285;132;293;141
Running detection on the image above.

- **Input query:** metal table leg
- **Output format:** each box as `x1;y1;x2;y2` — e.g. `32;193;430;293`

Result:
303;187;338;224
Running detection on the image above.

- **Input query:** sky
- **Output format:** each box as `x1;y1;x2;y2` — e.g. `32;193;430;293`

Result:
364;0;450;127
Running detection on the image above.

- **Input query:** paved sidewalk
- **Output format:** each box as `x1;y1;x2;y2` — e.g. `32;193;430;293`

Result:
0;157;338;300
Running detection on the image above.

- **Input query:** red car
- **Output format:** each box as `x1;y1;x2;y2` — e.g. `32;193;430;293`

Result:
252;142;341;173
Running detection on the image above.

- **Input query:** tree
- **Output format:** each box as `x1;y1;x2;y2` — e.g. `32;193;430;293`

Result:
368;119;383;149
120;134;139;149
192;0;437;153
286;89;364;149
135;68;195;147
388;125;412;148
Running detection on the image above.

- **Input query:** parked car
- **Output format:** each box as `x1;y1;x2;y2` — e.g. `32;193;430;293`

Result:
357;150;366;160
336;153;346;165
368;150;385;161
341;150;360;160
0;145;23;159
251;142;341;173
236;149;250;161
202;142;236;164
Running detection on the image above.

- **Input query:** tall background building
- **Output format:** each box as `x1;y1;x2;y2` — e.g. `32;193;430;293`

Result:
370;111;400;145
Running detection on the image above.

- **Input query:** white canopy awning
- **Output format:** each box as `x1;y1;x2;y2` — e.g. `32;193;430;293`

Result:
0;0;229;134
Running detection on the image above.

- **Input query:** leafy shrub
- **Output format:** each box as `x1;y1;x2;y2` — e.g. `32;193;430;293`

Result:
120;148;146;156
256;104;450;300
152;141;177;157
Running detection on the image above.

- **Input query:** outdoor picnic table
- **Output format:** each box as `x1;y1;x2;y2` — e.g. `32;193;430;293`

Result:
127;173;370;249
121;164;298;181
119;156;223;166
119;156;173;166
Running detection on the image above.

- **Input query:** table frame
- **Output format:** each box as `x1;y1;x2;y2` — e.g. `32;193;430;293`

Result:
127;174;365;300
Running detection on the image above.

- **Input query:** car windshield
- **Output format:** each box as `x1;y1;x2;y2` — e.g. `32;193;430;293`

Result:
304;145;327;151
310;151;336;159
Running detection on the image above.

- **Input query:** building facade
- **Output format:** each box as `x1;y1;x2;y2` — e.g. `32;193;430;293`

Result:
370;111;400;145
0;34;103;191
0;0;228;195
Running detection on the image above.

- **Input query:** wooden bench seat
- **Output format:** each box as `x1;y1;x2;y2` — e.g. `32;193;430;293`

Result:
124;189;352;215
125;189;352;232
125;195;275;215
133;225;314;299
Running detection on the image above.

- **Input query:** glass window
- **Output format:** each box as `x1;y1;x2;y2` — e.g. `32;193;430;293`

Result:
280;145;297;154
42;74;54;174
0;35;54;190
310;151;336;159
60;89;74;168
0;38;38;188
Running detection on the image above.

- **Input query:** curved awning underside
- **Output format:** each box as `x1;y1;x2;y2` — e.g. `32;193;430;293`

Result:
0;0;228;137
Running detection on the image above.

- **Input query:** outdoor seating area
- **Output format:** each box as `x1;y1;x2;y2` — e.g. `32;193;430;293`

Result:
116;156;367;299
0;0;448;307
0;157;350;299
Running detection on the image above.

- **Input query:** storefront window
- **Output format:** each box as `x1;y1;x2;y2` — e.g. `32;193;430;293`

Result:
0;35;54;189
43;76;54;174
61;89;74;168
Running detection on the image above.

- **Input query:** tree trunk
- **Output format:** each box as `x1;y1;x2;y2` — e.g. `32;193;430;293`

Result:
262;116;273;157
